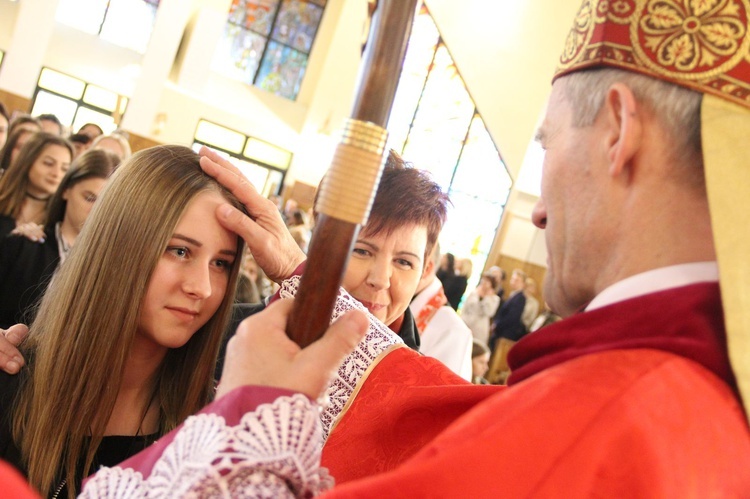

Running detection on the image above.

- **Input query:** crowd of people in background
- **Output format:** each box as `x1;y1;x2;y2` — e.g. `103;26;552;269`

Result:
434;251;561;385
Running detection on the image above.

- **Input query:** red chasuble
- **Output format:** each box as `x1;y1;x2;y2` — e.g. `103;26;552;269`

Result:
321;283;750;496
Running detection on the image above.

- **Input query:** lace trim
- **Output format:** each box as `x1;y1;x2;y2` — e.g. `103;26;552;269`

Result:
279;276;402;439
79;394;332;498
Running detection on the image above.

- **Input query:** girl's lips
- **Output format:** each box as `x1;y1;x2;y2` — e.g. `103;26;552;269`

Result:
166;306;199;322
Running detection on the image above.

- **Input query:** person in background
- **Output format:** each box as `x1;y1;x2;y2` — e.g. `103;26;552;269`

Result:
283;198;299;224
287;209;311;253
409;243;473;380
0;102;9;150
489;268;528;350
485;268;528;384
7;115;41;139
67;133;93;159
435;252;455;288
521;277;540;330
91;133;131;160
0;149;120;329
487;265;506;302
0;129;36;178
0;133;73;240
460;273;501;345
445;257;471;310
35;114;63;136
471;340;491;385
76;123;103;140
235;251;262;304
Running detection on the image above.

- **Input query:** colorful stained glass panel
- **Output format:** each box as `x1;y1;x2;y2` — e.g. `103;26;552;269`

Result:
212;24;268;85
228;0;279;36
255;41;307;99
270;0;324;53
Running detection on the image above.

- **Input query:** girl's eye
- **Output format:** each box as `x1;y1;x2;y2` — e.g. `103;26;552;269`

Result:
213;259;233;271
85;195;97;203
167;246;189;258
353;248;371;257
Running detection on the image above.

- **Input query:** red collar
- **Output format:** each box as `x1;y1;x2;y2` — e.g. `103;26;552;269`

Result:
507;282;737;393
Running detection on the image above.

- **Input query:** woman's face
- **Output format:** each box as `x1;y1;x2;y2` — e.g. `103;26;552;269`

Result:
79;124;103;139
62;177;107;233
472;352;490;379
137;190;238;351
27;144;71;198
342;223;427;326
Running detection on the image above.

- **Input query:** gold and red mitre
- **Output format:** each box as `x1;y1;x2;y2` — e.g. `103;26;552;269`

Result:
555;0;750;422
554;0;750;109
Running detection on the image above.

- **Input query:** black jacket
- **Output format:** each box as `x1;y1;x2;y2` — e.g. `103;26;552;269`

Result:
0;227;60;329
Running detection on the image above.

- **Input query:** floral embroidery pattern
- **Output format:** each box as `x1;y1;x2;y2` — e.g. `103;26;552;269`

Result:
560;0;596;65
279;275;403;440
639;0;747;72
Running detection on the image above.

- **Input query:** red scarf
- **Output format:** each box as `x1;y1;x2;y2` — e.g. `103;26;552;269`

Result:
414;286;448;335
507;282;738;394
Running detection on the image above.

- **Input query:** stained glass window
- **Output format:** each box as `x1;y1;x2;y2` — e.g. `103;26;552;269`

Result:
213;0;326;100
55;0;160;54
30;68;127;134
387;6;513;305
193;119;291;197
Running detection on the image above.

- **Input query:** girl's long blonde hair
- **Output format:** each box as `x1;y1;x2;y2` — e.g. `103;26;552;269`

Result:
13;145;244;497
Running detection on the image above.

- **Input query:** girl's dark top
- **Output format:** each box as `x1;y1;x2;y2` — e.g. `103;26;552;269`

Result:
0;215;15;242
0;370;157;497
0;227;60;329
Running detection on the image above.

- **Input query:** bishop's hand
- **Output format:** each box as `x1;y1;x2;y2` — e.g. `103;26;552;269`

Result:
216;299;369;400
198;146;306;283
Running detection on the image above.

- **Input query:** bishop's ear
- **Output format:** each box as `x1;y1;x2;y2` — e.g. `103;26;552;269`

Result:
603;83;642;178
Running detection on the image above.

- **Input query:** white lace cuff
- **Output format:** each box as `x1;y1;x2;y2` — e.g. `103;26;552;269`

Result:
79;394;332;498
279;276;403;439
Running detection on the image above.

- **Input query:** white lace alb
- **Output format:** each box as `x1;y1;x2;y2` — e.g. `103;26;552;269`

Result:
80;394;332;498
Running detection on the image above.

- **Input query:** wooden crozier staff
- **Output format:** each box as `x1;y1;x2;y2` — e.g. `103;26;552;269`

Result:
286;0;420;348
